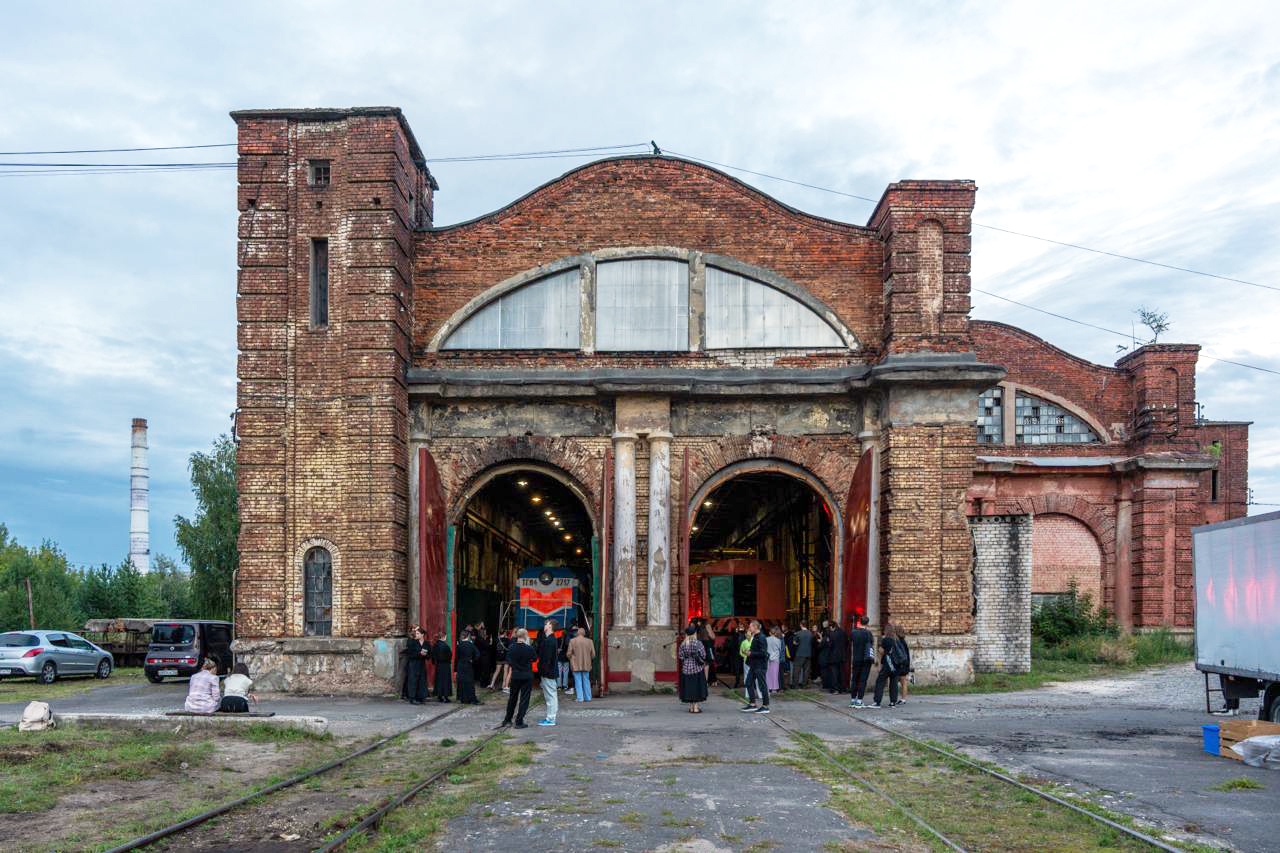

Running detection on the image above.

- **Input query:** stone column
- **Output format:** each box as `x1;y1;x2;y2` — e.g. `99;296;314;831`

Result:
858;429;881;629
1114;489;1133;633
612;432;638;628
646;431;672;627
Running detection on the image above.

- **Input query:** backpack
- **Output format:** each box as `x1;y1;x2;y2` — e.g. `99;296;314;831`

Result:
19;700;54;732
889;639;910;672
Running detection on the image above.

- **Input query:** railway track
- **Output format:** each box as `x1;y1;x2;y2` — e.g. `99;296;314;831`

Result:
101;705;504;853
794;695;1181;852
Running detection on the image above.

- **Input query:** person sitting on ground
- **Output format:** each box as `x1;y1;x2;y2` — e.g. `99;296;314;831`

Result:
219;662;257;713
184;658;221;715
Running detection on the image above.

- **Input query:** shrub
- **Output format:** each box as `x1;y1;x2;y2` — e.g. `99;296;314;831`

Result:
1031;582;1115;645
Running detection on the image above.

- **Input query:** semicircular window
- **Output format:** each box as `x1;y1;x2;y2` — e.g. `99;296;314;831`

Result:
442;268;581;350
705;267;843;349
1014;391;1100;445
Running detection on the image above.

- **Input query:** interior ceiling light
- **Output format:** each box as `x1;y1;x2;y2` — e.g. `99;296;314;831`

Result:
554;521;563;528
531;495;542;504
691;525;700;532
516;479;529;487
563;533;572;541
575;547;583;554
543;510;553;516
703;500;713;508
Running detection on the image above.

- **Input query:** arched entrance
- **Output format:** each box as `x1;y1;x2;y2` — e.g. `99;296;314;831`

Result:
449;462;598;641
683;460;844;630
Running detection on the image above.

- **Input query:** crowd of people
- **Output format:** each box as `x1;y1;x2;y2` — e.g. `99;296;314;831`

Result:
400;618;597;728
180;613;914;724
675;615;915;712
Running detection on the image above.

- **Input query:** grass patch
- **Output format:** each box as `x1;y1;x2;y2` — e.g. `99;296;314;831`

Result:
619;810;645;826
333;736;536;852
0;726;211;813
0;667;147;703
238;722;331;744
782;730;1181;851
1211;777;1263;792
593;840;623;848
913;635;1193;696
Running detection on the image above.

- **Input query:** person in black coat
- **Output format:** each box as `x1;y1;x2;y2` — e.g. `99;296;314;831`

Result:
825;620;847;694
431;633;453;702
848;614;875;707
816;620;832;690
741;620;771;713
871;624;902;708
455;630;481;704
401;626;428;704
502;628;538;728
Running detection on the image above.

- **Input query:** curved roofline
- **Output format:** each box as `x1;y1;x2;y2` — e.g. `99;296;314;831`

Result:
971;320;1126;375
421;155;878;236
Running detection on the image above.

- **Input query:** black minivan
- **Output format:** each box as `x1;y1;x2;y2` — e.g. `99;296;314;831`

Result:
143;620;234;683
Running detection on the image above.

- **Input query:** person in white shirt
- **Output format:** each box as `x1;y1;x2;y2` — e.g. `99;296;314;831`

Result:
219;662;257;713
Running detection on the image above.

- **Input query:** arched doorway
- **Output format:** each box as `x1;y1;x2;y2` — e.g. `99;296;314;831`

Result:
449;463;598;642
684;461;843;631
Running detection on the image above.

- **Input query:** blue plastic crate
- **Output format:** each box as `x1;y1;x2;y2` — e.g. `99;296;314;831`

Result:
1201;724;1220;756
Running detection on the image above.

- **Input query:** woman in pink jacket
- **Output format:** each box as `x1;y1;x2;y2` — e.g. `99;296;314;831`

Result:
184;659;221;714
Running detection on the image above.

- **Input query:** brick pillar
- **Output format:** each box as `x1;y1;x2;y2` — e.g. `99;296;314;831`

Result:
868;180;976;355
232;108;434;648
970;514;1031;674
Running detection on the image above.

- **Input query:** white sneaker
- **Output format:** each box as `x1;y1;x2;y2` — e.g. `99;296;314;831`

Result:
1210;708;1238;716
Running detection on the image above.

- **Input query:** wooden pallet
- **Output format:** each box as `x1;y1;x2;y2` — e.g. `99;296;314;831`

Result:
1218;719;1280;761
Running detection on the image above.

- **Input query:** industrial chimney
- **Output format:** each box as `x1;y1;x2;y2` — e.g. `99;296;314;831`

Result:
129;418;150;573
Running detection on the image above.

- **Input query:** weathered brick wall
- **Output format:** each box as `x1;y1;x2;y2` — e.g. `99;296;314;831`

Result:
1031;513;1103;602
1194;422;1250;524
971;514;1031;674
234;109;429;640
880;423;976;635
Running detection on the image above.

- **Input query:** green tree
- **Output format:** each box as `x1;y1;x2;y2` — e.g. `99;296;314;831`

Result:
77;563;118;620
146;554;193;619
174;435;238;621
0;524;82;631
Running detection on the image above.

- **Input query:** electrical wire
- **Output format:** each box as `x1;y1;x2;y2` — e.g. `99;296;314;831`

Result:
666;148;1279;296
0;143;236;155
974;288;1280;376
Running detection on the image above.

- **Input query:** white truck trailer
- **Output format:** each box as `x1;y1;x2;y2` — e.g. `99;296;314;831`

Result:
1193;509;1280;721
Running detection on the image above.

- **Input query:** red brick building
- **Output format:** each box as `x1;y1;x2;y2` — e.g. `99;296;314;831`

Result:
230;107;1247;692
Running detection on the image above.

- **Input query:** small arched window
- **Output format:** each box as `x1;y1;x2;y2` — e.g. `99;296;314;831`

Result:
1014;391;1099;445
303;547;333;636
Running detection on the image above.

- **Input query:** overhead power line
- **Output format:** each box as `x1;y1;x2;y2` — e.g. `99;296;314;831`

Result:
667;148;1279;296
967;285;1280;376
0;143;237;155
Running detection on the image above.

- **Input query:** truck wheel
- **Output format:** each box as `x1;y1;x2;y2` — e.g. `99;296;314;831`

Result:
96;659;112;679
147;672;163;684
40;662;57;684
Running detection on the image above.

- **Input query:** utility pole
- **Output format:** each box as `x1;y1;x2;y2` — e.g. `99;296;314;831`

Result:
25;577;36;629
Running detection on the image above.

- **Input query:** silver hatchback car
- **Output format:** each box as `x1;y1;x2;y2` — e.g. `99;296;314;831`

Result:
0;630;114;684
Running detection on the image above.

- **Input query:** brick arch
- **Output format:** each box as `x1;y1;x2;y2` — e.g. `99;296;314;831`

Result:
681;434;855;518
431;435;604;525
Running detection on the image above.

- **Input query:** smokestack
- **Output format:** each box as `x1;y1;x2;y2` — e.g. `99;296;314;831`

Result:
129;418;150;573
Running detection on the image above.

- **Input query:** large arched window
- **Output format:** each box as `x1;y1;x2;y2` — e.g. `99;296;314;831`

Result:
303;547;333;636
596;259;688;351
436;250;854;352
441;268;580;350
705;267;842;348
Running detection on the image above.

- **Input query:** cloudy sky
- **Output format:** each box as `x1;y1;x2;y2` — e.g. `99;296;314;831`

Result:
1;1;1277;569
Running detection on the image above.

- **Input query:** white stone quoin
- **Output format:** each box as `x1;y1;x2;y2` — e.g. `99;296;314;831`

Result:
646;431;672;626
